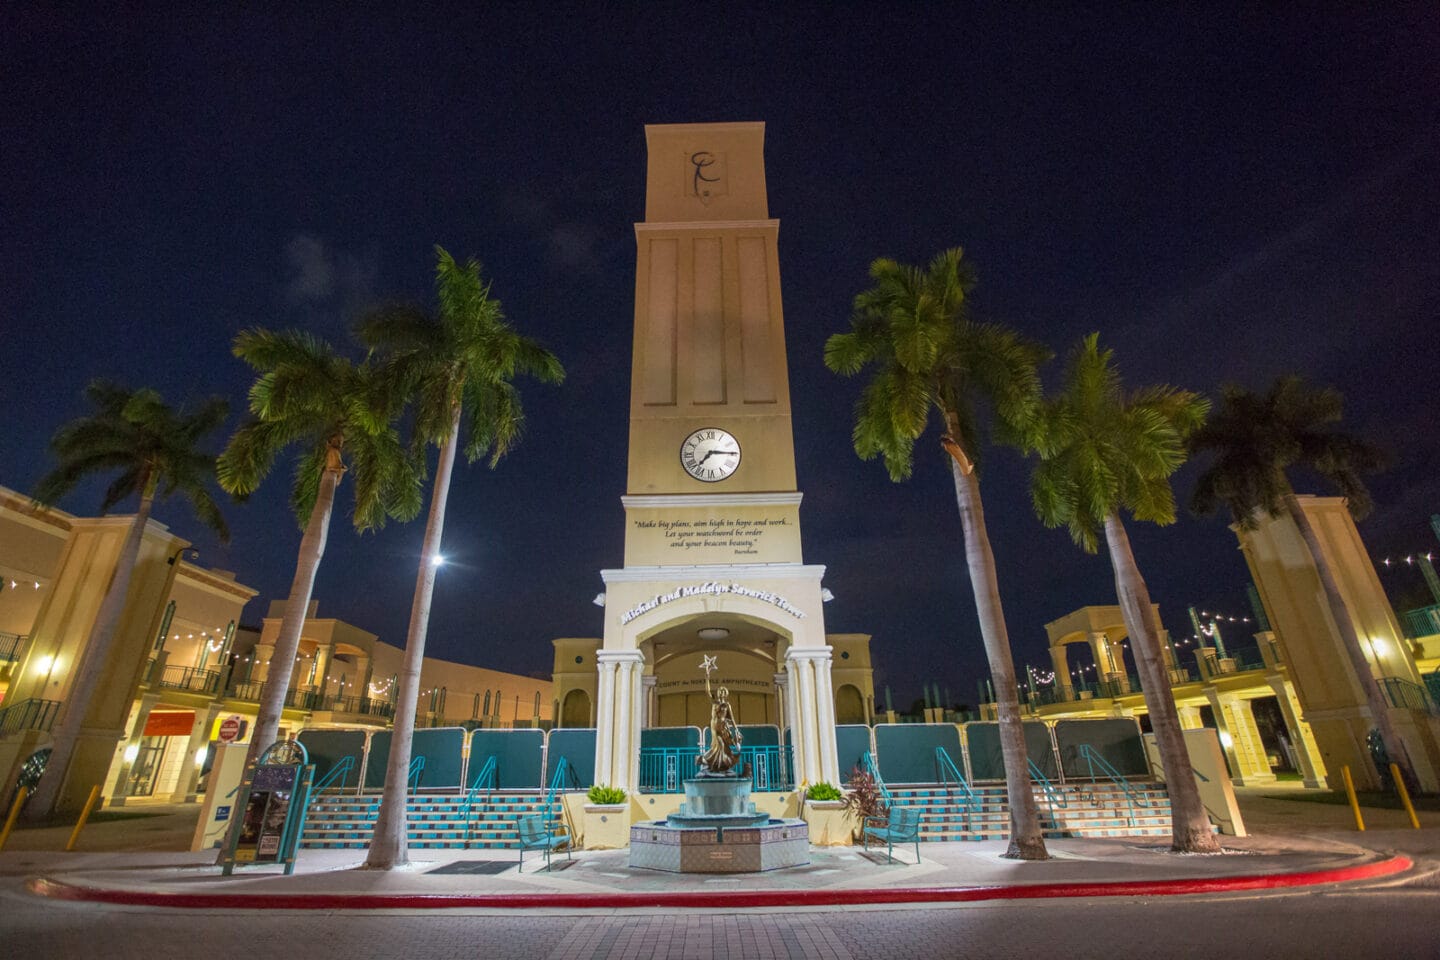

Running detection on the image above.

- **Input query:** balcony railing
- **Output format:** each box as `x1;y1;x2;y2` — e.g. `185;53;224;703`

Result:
1377;677;1438;716
0;697;62;734
156;665;221;694
0;632;27;664
1400;604;1440;640
637;744;794;793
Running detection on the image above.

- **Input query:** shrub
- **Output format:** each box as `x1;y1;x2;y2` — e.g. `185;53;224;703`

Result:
587;784;627;804
840;766;888;838
805;781;843;802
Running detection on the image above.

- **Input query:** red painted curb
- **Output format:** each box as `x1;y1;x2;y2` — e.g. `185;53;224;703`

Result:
25;854;1412;911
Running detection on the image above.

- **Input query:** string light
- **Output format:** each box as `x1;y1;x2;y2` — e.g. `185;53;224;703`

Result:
1197;610;1252;624
1380;553;1435;568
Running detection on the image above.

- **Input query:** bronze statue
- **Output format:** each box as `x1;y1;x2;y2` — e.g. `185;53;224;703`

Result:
697;655;742;774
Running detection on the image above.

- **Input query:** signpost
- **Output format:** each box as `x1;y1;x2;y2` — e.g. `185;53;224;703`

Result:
219;739;315;876
218;716;241;743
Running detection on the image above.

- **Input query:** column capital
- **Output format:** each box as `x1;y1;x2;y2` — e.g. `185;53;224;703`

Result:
786;646;832;664
642;674;658;688
772;672;789;686
597;649;645;665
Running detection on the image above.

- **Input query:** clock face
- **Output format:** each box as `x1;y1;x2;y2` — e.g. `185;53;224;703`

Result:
680;428;741;482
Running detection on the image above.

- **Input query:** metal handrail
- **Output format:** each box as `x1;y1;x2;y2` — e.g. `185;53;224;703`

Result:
310;755;356;795
462;755;498;849
406;755;426;790
1077;743;1149;827
1377;677;1438;715
860;751;893;807
934;747;976;831
1027;759;1068;812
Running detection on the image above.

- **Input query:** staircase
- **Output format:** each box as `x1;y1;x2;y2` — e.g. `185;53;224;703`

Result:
889;781;1174;841
300;790;564;850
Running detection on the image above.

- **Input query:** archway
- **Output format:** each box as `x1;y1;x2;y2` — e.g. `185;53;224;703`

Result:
641;612;785;728
834;683;865;724
561;689;591;728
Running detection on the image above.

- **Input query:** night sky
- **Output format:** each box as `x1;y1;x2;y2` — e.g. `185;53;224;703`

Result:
3;7;1438;709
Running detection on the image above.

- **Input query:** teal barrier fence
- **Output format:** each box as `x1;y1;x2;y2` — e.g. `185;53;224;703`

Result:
362;727;465;789
546;729;596;789
1054;718;1148;779
468;728;545;789
835;724;874;779
737;724;781;747
963;722;1055;781
873;724;964;784
296;729;367;792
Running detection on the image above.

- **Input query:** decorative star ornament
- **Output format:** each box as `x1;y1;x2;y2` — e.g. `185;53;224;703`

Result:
699;654;717;674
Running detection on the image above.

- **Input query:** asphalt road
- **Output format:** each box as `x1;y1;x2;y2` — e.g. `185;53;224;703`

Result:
4;877;1437;960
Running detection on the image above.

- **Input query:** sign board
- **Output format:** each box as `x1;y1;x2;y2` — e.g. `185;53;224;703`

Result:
219;739;315;876
218;716;242;743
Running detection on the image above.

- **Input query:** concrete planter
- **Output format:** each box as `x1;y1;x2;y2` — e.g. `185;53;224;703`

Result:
802;799;853;846
583;802;631;850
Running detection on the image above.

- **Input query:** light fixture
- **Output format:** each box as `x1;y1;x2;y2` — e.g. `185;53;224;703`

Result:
592;593;606;607
820;588;835;602
696;627;731;641
123;744;140;763
430;554;446;568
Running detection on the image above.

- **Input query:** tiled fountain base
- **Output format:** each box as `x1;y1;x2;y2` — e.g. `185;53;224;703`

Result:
629;819;810;873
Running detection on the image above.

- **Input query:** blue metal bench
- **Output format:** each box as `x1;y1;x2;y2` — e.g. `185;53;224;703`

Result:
516;813;571;872
861;806;920;864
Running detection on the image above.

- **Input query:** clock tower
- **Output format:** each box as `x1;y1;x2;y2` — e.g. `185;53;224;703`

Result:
594;123;840;793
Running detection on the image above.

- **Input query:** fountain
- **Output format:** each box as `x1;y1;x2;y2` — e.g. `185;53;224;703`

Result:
629;655;809;873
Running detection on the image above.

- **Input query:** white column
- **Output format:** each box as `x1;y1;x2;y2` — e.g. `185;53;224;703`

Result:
781;665;804;787
773;672;789;737
812;648;840;784
792;653;821;785
628;658;644;792
642;674;658;728
593;655;618;787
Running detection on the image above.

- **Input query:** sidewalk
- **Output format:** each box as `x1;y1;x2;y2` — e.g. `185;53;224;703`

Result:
3;791;1433;911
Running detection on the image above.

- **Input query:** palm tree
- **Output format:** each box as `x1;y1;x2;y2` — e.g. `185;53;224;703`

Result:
1028;334;1217;852
1188;376;1406;784
26;381;229;821
218;330;421;766
356;246;564;869
825;248;1050;860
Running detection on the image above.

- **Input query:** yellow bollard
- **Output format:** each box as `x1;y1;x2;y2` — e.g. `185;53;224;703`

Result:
1389;763;1421;830
1341;765;1365;832
0;786;29;853
65;785;103;852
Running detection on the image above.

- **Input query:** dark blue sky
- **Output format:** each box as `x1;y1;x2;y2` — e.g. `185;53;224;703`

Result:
3;6;1437;706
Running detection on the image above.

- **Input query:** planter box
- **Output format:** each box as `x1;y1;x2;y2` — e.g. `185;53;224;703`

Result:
583;802;631;850
803;799;853;846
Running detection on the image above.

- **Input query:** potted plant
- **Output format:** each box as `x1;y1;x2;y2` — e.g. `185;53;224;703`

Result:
582;783;631;850
801;779;850;845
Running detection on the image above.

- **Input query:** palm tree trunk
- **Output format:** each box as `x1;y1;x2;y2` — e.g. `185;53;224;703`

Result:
1103;513;1219;853
245;451;343;764
943;430;1047;860
366;405;461;869
26;474;155;822
213;450;342;864
1281;488;1412;786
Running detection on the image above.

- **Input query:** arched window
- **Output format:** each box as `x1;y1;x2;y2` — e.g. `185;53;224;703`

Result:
482;691;492;716
533;691;541;717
